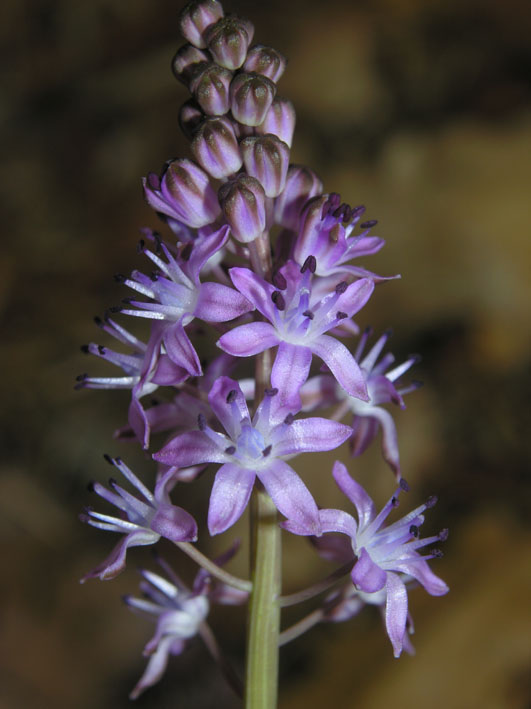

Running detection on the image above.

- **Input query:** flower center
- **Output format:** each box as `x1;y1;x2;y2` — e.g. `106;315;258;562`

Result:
236;425;267;460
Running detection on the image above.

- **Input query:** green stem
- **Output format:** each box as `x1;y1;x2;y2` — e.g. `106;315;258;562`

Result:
245;485;281;708
245;232;280;708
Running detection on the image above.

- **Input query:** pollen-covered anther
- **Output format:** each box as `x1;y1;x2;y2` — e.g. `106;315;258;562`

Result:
225;445;236;455
335;281;348;294
271;290;286;311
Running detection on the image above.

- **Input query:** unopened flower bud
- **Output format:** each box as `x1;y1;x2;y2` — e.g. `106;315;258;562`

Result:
205;16;254;70
229;72;276;127
218;175;266;242
274;165;323;229
243;45;287;82
171;44;209;85
143;159;220;228
179;99;205;140
190;63;232;116
191;116;242;179
240;134;290;198
256;97;296;147
179;0;224;48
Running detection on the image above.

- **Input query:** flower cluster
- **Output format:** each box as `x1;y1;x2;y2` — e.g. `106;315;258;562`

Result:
77;0;448;700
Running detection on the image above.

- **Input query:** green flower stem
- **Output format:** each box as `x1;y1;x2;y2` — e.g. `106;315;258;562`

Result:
245;485;281;708
245;232;280;708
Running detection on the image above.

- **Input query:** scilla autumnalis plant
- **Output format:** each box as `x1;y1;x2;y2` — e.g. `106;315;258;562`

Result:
77;1;449;705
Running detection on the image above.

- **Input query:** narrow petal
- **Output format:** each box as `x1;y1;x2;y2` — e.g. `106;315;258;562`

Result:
363;405;401;477
163;323;202;376
271;417;352;456
217;322;279;357
154;430;227;467
150;504;198;543
312;334;369;401
332;460;375;529
228;267;277;321
384;572;409;657
187;224;229;280
80;529;157;583
195;282;253;322
129;635;176;699
334;278;374;319
270;342;312;412
351;547;387;593
259;459;320;535
309;532;355;563
318;507;358;538
349;416;379;458
208;463;255;535
395;558;449;596
208;377;249;440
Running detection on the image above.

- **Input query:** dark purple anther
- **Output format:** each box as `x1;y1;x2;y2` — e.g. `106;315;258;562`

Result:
284;413;294;425
226;389;237;403
439;528;449;541
271;290;286;311
264;387;278;397
272;270;287;290
399;478;410;492
262;445;272;457
335;281;348;294
426;495;438;508
300;254;316;274
198;413;207;431
303;310;314;320
360;219;377;229
336;311;348;320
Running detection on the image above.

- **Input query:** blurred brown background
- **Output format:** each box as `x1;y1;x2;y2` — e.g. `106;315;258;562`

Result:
1;0;530;707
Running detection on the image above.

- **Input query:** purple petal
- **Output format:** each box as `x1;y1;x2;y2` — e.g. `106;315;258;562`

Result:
334;278;374;320
299;375;338;412
317;507;358;539
208;463;255;535
384;572;408;657
195;282;253;322
80;529;156;582
351;547;387;593
362;405;401;478
130;635;176;699
228;267;277;321
208;377;250;439
128;395;150;450
154;430;227;467
151;355;189;387
349;416;379;458
270;342;312;412
271;417;352;456
259;459;320;535
310;531;355;563
187;224;229;280
150;503;198;543
312;334;369;401
217;321;279;357
332;460;375;529
162;323;202;377
394;557;449;597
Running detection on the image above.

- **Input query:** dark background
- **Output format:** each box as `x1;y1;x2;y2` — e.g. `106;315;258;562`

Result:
1;0;530;707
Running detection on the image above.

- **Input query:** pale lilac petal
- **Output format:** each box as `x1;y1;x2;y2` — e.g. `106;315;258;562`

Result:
154;430;227;467
228;267;277;320
128;395;150;450
332;460;375;528
271;417;352;456
129;635;175;699
217;321;279;357
151;355;189;387
395;558;449;597
162;322;202;376
299;375;338;412
208;463;255;535
81;529;156;582
349;416;379;458
333;278;374;319
208;377;250;439
270;342;312;412
384;572;409;657
151;504;198;543
195;282;253;322
259;459;320;535
312;334;369;401
309;532;354;563
187;224;230;281
363;405;401;477
351;547;387;593
317;507;358;538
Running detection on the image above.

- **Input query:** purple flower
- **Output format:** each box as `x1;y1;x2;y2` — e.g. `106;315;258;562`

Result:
120;225;252;376
154;377;353;535
300;329;421;478
80;457;197;582
217;259;374;411
125;544;246;699
293;194;397;282
295;461;448;657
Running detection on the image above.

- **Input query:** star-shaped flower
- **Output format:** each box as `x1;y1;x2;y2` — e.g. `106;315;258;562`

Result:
291;461;448;657
154;377;353;535
217;259;374;411
80;457;197;582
